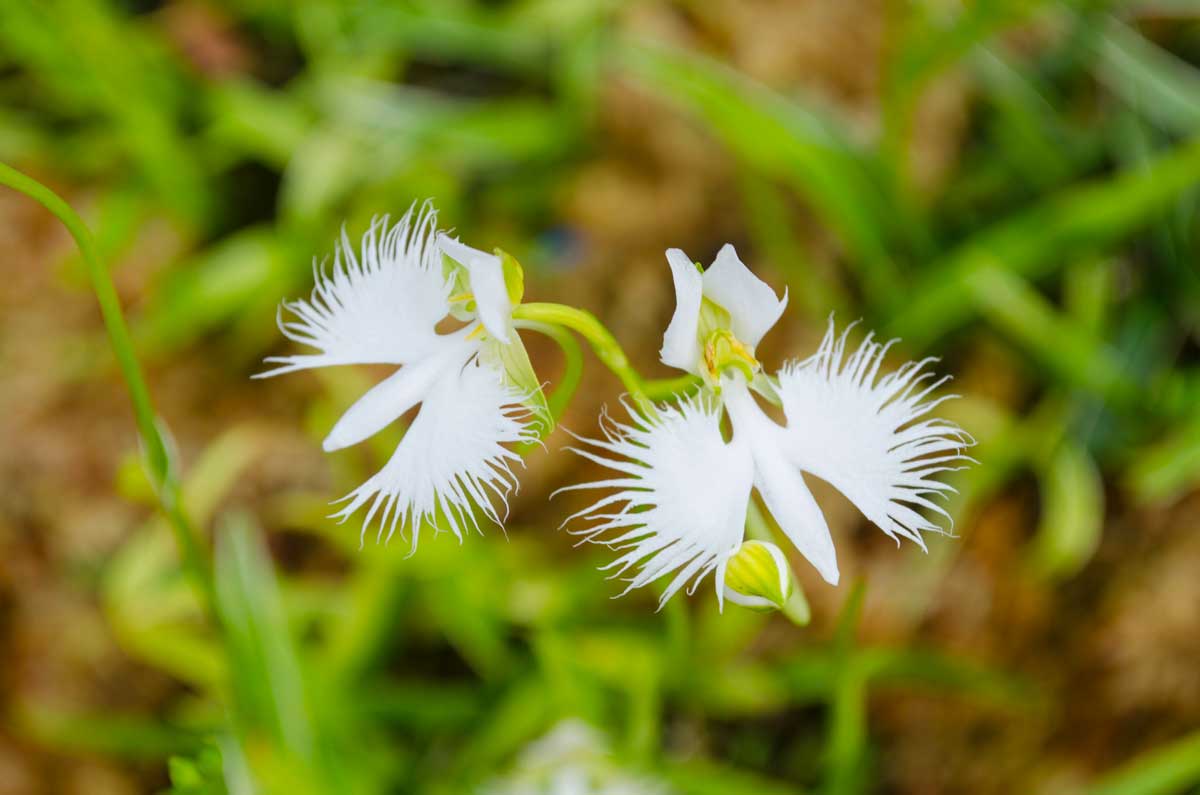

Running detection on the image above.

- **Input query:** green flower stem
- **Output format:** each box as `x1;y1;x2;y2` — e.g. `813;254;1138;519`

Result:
826;581;868;795
512;302;699;405
0;163;214;609
644;373;702;401
512;320;583;423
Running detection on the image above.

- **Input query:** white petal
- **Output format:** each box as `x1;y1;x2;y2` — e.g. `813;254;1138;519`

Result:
725;386;839;585
322;340;473;452
330;357;537;549
438;233;511;343
257;204;452;377
701;244;788;349
776;320;972;547
658;248;704;374
561;395;754;607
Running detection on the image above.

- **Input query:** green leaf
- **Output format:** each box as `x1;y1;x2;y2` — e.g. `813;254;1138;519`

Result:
1094;18;1200;136
623;41;905;310
214;514;314;761
136;228;286;358
13;703;198;760
826;582;869;795
1030;441;1104;579
663;758;801;795
888;136;1200;350
167;743;229;795
1126;412;1200;506
883;0;1050;180
859;648;1039;709
965;266;1137;406
1091;730;1200;795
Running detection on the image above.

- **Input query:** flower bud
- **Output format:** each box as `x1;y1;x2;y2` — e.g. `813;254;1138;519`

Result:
722;540;793;611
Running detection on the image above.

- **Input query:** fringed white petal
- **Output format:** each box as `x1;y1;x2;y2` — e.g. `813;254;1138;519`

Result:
438;233;512;343
330;357;537;549
776;320;973;547
659;248;704;374
725;385;839;584
701;244;788;350
562;395;754;608
257;204;451;377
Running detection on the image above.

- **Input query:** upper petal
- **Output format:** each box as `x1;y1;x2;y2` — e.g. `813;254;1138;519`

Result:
438;234;512;343
257;204;452;377
561;394;754;608
331;356;538;548
776;320;972;547
725;385;839;585
701;244;788;350
659;248;704;374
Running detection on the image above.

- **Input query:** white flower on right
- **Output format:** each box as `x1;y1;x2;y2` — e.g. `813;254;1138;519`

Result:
566;245;971;609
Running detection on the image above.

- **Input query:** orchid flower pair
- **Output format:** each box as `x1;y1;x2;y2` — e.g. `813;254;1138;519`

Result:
260;203;971;611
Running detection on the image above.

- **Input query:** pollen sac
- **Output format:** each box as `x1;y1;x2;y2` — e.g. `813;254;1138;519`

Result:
703;328;759;388
722;540;793;612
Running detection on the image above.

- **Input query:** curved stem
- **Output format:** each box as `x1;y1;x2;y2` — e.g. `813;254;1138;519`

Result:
643;373;701;401
513;319;583;423
0;163;214;609
513;302;699;405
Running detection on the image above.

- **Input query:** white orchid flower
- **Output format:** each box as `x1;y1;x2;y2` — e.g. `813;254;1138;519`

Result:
566;245;971;609
256;203;546;550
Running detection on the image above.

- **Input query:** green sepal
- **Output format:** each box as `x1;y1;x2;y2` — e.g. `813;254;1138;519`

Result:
483;331;553;432
442;253;475;322
497;248;525;306
750;371;782;406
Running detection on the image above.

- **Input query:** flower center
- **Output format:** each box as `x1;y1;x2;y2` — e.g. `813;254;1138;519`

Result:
703;328;759;387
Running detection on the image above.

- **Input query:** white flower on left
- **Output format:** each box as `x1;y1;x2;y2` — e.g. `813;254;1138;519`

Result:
256;203;542;550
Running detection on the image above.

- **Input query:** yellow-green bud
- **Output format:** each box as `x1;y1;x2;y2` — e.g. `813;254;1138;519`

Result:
722;540;792;612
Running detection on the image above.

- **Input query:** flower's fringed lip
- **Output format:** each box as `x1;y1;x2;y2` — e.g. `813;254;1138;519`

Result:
723;383;841;586
777;317;974;549
321;337;474;452
327;355;538;553
559;393;755;609
255;201;452;378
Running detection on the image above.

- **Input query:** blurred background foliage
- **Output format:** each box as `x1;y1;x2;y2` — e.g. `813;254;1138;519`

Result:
2;0;1200;793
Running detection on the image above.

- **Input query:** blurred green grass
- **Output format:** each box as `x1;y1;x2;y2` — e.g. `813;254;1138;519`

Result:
3;1;1200;794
